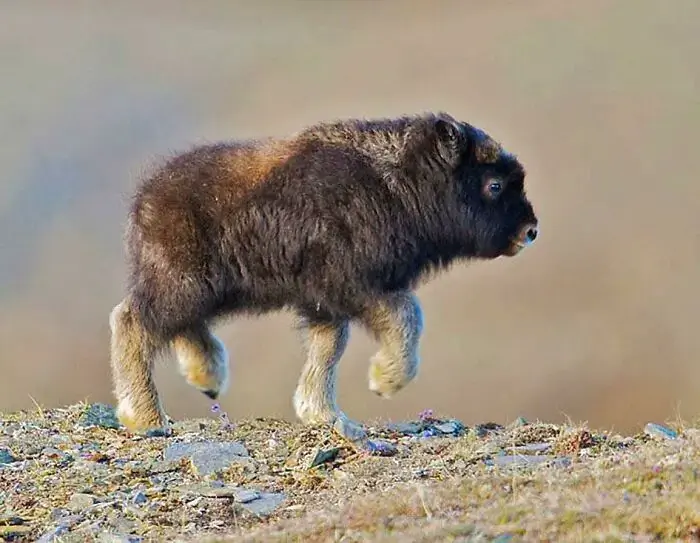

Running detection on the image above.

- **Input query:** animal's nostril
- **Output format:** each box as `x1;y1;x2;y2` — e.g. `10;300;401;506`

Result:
526;227;538;242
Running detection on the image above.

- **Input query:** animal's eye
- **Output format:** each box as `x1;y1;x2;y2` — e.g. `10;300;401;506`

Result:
487;181;502;195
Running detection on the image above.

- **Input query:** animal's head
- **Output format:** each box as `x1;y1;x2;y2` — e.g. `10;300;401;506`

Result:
423;112;539;260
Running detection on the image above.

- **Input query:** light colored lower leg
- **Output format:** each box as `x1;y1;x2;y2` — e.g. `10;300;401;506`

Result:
109;298;168;432
363;291;424;398
293;319;349;426
172;325;229;400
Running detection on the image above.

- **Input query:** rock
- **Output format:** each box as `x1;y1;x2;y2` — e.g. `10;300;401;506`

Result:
176;481;281;514
0;525;34;538
486;454;571;469
36;523;72;543
67;493;96;512
98;534;143;543
164;441;249;476
238;492;286;517
147;459;182;474
176;482;260;503
308;447;340;468
234;489;262;504
507;442;552;453
387;421;423;435
131;491;147;505
0;448;17;465
172;420;206;433
474;422;505;438
387;418;465;438
644;422;678;440
78;403;121;430
364;439;398;456
433;420;465;436
0;515;26;526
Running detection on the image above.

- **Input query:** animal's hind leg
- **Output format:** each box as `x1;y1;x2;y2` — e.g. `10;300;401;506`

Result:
361;291;424;399
293;316;367;442
172;324;230;401
109;297;169;433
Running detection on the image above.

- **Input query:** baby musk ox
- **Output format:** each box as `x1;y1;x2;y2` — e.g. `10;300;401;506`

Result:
109;111;539;446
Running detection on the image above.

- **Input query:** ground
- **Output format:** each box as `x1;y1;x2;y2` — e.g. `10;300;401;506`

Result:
1;403;699;543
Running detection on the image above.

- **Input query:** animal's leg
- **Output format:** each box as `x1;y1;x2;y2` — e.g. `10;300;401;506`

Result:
293;316;367;442
109;297;169;434
362;291;424;398
171;324;229;400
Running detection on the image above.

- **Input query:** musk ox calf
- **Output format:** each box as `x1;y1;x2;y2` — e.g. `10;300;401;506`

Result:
109;111;539;446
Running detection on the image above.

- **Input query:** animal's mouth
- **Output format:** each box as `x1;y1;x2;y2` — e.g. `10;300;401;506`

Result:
502;239;531;257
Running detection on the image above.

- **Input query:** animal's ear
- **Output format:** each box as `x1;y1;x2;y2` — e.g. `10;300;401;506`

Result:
433;112;467;164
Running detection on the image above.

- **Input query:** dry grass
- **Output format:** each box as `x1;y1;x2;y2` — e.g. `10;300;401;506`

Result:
2;403;700;542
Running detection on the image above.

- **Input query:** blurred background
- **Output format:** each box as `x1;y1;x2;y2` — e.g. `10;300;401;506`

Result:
1;0;699;434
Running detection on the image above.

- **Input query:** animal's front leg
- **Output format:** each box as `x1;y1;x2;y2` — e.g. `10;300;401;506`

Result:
362;291;424;399
293;316;367;441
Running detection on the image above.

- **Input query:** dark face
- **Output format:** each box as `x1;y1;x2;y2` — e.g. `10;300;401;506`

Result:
434;114;539;259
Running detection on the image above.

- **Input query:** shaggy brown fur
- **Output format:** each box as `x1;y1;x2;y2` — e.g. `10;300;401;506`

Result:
108;111;539;445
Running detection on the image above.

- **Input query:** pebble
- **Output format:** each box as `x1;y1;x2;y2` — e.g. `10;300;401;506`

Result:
175;481;284;515
78;403;121;430
486;454;571;469
308;447;340;468
238;492;286;517
0;448;17;464
164;441;250;476
644;422;678;440
98;533;143;543
507;442;552;453
36;522;75;543
388;422;423;435
364;439;398;456
67;493;97;512
172;420;206;433
176;482;261;503
434;420;465;436
509;417;529;428
0;525;33;538
131;491;147;505
387;418;465;438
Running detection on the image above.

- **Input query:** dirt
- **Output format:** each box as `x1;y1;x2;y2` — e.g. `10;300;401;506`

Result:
2;403;698;542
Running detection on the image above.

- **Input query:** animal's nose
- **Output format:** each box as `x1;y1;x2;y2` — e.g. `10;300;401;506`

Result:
526;226;538;242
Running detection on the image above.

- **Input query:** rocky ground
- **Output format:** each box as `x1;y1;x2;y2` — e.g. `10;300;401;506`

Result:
1;403;699;542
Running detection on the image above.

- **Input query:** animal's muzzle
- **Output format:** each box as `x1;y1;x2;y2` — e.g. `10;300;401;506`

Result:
504;222;539;256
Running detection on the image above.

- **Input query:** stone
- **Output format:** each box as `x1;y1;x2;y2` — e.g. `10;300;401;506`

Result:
509;417;530;428
131;491;147;505
308;447;340;468
176;482;260;503
507;442;552;453
0;448;17;465
644;422;678;440
172;420;206;433
433;420;465;436
387;421;423;435
0;515;26;526
163;441;249;476
98;534;143;543
77;403;121;430
364;439;398;456
486;454;571;469
36;521;76;543
234;489;262;504
147;459;182;474
0;525;33;538
238;492;286;517
67;493;96;512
